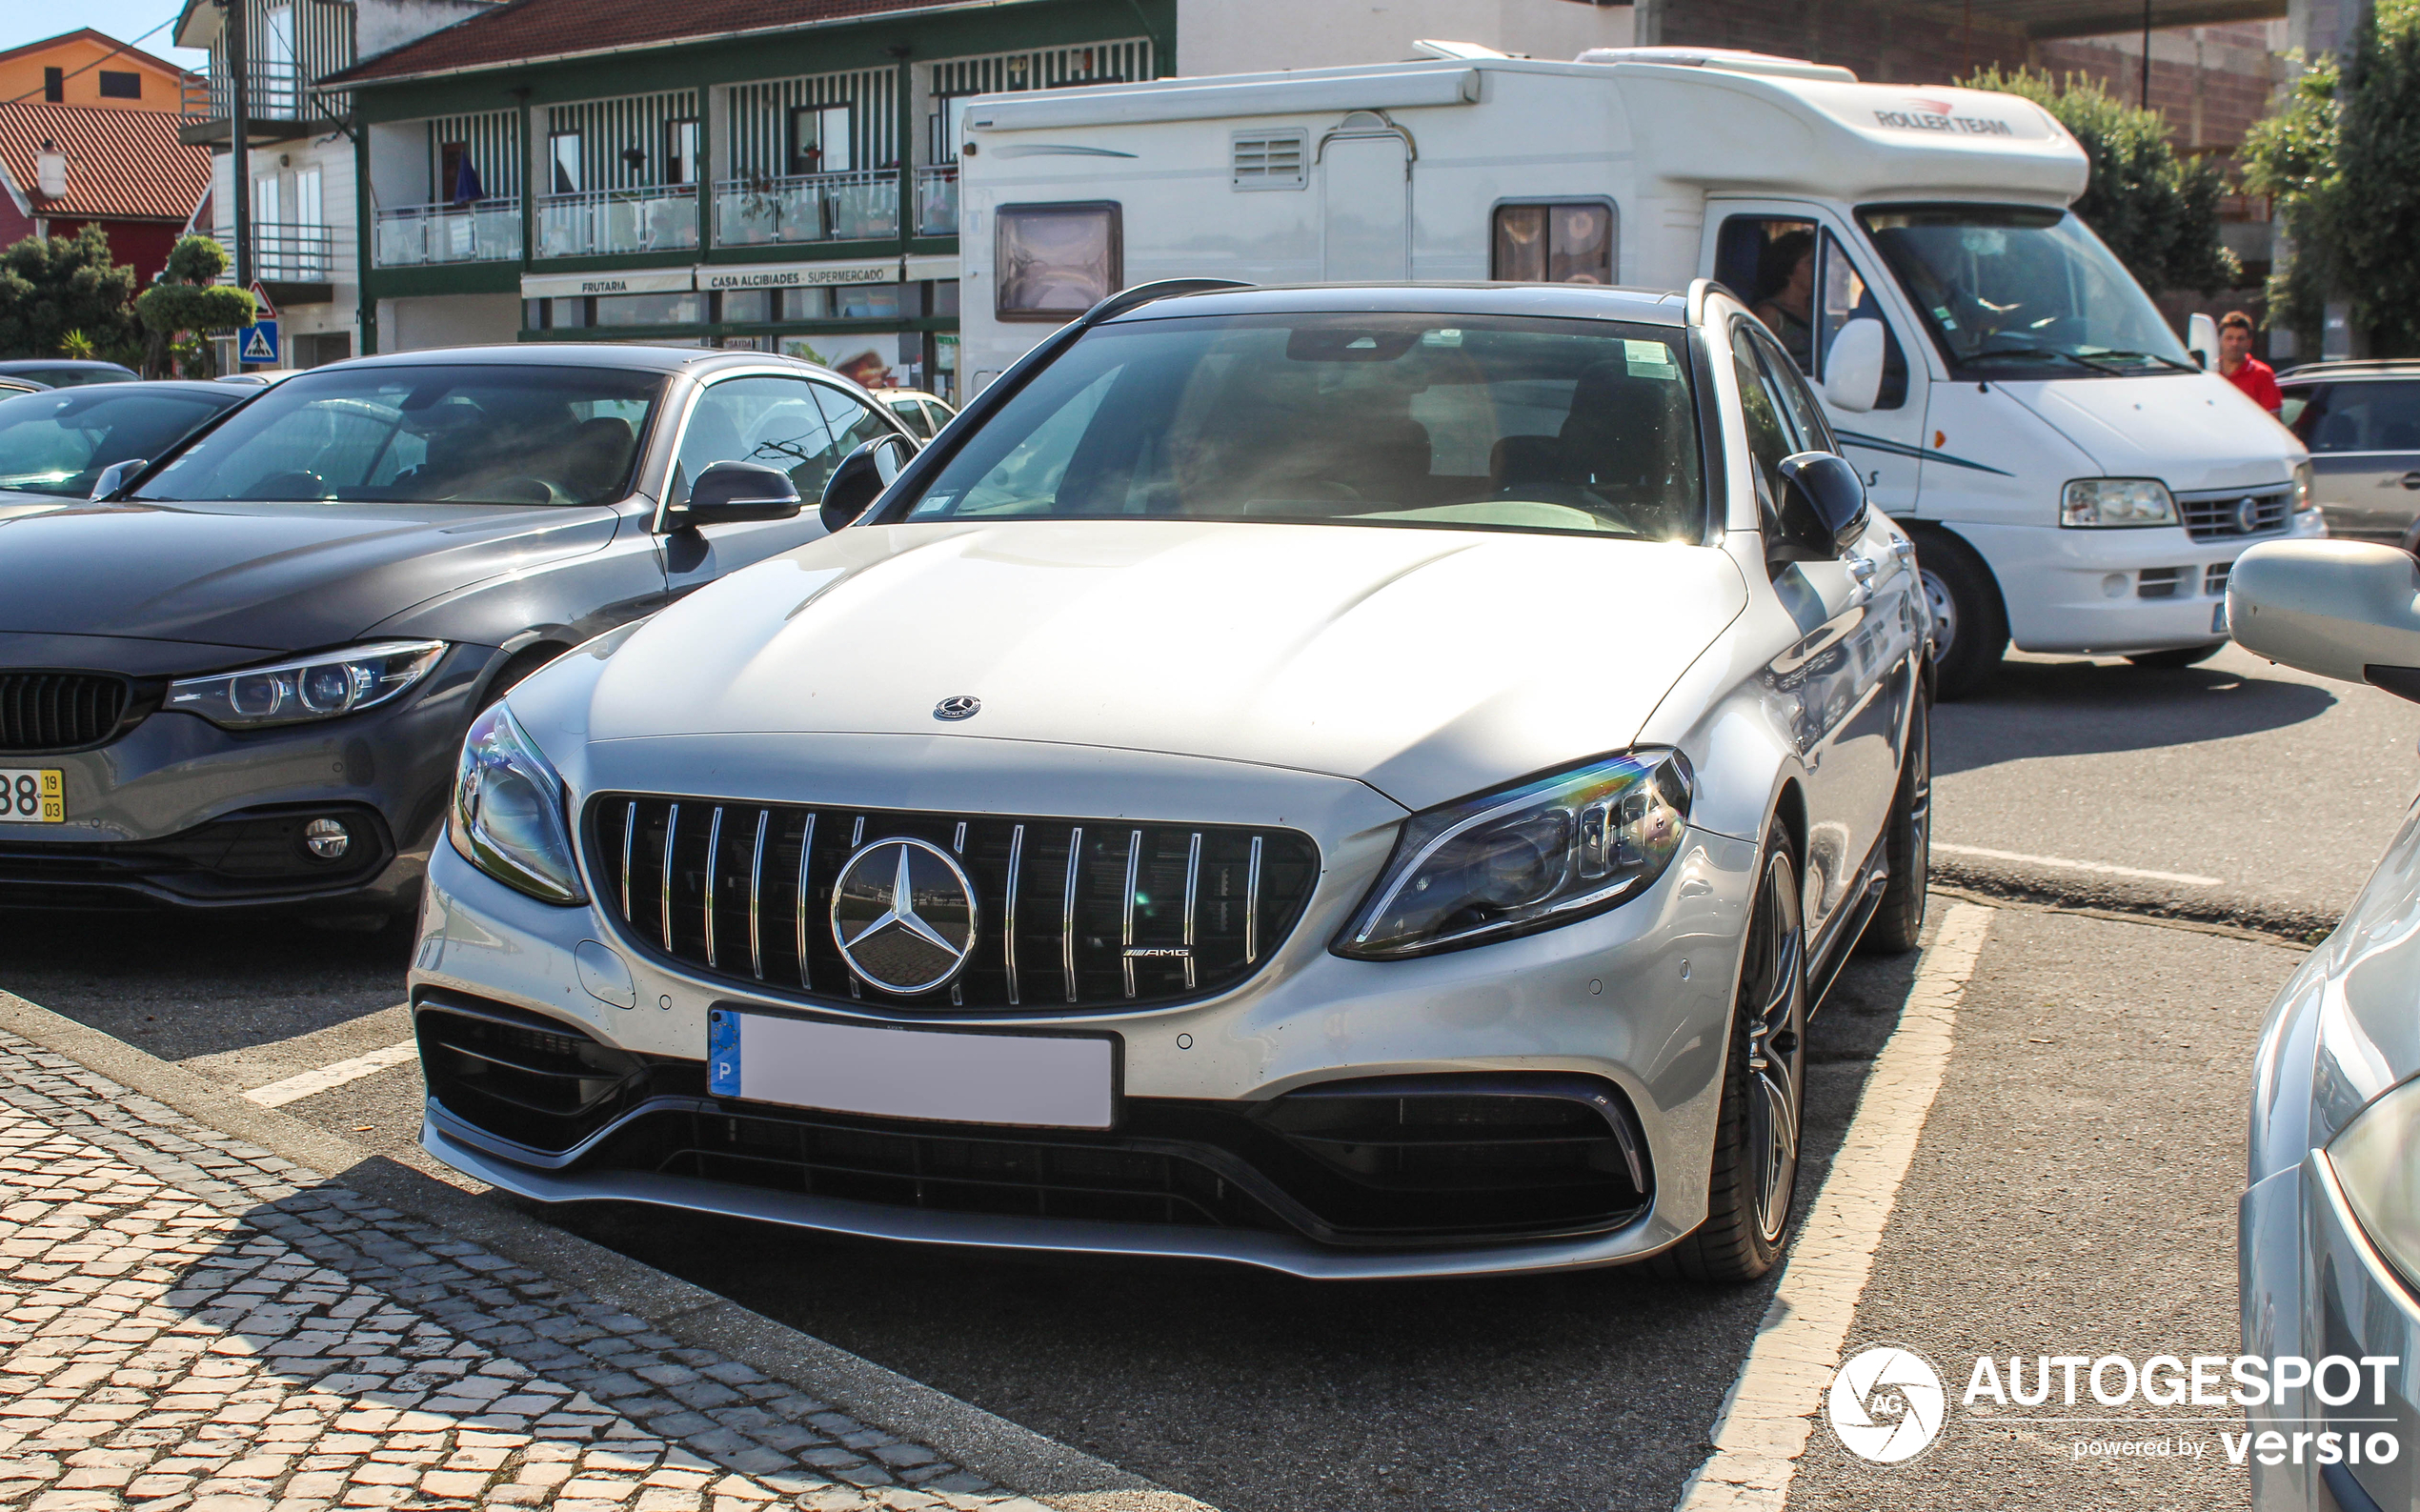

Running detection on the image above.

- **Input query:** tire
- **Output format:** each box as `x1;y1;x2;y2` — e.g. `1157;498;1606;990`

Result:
2125;643;2225;669
1911;531;2007;702
1654;823;1808;1282
1858;688;1930;956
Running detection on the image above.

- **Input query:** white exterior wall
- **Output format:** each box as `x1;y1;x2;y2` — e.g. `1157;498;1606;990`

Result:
210;132;362;364
1176;0;1635;74
378;292;521;351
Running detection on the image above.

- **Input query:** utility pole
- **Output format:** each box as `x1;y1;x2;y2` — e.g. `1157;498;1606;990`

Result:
2140;0;2152;109
228;0;252;295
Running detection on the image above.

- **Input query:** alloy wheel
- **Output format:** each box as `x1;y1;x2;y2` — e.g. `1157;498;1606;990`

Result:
1744;850;1807;1245
1920;566;1958;665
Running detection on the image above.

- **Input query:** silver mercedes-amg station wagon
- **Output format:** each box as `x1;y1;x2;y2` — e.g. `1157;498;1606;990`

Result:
408;279;1932;1280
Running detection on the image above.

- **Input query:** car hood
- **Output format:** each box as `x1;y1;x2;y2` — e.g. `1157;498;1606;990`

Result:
1997;372;2306;493
585;519;1750;811
0;498;625;667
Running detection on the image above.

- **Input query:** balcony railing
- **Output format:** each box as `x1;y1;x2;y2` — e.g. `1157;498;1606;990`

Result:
373;200;523;268
714;169;900;248
536;185;700;259
916;166;958;237
252;222;334;280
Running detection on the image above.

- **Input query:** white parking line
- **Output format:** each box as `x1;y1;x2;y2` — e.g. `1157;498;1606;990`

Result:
1673;901;1994;1512
1931;842;2221;888
242;1039;420;1108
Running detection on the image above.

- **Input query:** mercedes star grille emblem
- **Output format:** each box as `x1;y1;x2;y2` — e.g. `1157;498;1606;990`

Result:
934;696;980;721
830;837;978;994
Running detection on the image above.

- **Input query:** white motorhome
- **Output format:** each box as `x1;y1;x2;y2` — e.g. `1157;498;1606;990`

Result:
954;45;2315;695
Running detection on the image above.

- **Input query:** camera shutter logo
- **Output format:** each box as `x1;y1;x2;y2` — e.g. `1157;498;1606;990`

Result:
1827;1345;1948;1463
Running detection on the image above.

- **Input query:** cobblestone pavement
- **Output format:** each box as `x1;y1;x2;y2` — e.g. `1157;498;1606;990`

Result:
0;1029;1047;1512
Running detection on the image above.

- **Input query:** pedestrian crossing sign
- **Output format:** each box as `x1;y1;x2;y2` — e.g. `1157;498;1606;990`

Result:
238;319;279;364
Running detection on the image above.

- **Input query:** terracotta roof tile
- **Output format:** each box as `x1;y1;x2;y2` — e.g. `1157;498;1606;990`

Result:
0;101;211;224
327;0;959;86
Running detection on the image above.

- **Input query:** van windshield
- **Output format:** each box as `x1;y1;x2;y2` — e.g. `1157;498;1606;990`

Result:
893;312;1706;541
1857;205;2193;377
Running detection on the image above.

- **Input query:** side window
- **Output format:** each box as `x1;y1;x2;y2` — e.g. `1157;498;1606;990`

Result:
1813;232;1909;410
996;203;1121;321
1753;330;1835;454
1731;319;1797;509
1718;215;1910;409
812;383;894;456
676;375;837;504
1491;202;1617;284
885;396;933;439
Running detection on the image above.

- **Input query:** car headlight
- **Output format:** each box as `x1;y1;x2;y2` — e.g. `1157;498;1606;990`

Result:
2060;478;2177;528
448;703;585;905
167;640;446;729
2329;1075;2420;1292
1334;750;1692;960
2293;459;2316;513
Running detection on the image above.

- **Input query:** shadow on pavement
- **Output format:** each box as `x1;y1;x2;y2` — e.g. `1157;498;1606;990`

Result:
1937;657;2335;776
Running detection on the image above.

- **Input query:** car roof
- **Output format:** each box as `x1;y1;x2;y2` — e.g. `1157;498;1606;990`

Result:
2278;360;2420;384
1102;283;1690;328
329;343;803;375
0;379;240;400
0;358;137;373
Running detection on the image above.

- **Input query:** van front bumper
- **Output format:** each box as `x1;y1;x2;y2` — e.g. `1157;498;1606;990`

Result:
1954;513;2323;655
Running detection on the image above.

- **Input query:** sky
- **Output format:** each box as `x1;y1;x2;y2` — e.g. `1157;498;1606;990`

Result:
2;4;210;71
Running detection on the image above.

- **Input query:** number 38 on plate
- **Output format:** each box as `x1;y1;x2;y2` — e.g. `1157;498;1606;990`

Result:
0;769;65;823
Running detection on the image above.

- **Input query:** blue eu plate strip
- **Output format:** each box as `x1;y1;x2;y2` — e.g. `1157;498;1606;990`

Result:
708;1009;741;1096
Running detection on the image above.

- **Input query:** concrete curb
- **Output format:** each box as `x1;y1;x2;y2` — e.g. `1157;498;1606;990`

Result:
0;988;1212;1512
1928;855;2337;947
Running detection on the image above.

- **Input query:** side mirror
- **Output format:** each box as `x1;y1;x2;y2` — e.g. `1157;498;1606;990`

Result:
1768;452;1869;564
2188;312;2220;372
820;434;913;533
1822;319;1886;414
680;461;802;526
2228;540;2420;701
90;457;146;499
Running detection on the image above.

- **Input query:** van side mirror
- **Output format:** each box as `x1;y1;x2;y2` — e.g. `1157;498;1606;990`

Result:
820;434;913;533
1768;452;1869;565
679;461;803;526
2228;540;2420;701
1823;319;1886;414
2188;312;2220;372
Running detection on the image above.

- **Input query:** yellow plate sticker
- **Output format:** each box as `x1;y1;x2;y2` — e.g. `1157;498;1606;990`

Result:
0;769;65;823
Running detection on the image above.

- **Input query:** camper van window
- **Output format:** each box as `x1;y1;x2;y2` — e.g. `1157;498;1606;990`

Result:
892;312;1705;542
996;204;1122;322
1859;205;2193;377
1492;203;1615;285
1813;232;1909;409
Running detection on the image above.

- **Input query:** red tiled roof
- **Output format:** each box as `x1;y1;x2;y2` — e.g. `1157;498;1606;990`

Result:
0;101;212;224
326;0;981;85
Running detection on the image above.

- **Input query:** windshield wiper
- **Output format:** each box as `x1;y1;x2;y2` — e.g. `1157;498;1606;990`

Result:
1964;345;2126;375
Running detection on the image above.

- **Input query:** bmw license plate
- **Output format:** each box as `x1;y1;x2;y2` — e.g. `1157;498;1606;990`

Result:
0;769;64;823
707;1009;1117;1129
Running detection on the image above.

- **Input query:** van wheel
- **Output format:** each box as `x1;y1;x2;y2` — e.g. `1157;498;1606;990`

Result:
1913;532;2007;701
1858;690;1929;957
1651;822;1805;1282
2125;643;2225;669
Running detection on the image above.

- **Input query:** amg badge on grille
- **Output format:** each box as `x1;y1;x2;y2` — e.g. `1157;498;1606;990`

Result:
831;837;979;994
934;696;980;721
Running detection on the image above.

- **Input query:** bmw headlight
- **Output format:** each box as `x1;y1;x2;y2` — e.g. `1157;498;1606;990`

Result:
2061;478;2177;528
448;703;585;905
2328;1076;2420;1292
1335;750;1693;959
167;640;446;729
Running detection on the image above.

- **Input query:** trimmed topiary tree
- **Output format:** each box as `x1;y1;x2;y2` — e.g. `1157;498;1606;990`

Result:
134;235;254;378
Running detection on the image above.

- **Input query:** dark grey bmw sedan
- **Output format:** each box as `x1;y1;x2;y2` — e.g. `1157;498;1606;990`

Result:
0;344;915;917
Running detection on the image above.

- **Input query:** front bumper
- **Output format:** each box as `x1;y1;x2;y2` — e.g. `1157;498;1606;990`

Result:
1955;511;2323;655
0;643;502;911
410;787;1761;1279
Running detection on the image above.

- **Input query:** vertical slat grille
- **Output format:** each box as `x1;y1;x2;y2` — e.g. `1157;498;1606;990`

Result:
0;674;131;753
588;796;1318;1014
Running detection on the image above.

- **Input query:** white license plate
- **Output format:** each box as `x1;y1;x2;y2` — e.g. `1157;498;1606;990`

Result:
0;769;64;823
706;1009;1117;1129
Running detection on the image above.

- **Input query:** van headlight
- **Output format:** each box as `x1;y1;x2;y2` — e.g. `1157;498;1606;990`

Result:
448;703;585;905
167;640;445;729
1334;750;1692;959
2329;1076;2420;1291
2061;478;2177;528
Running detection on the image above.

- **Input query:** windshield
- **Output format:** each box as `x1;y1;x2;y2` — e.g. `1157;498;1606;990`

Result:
1857;205;2192;376
895;313;1704;540
0;387;242;497
132;364;663;506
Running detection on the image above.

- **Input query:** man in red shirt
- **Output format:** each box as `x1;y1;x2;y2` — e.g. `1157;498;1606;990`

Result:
2217;309;2283;413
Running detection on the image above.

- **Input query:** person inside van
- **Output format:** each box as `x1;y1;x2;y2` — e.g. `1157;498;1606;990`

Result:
2218;310;2282;413
1752;231;1817;370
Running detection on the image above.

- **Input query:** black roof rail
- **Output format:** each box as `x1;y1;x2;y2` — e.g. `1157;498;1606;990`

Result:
1082;277;1257;325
